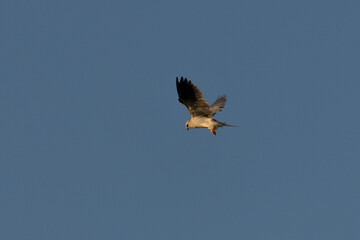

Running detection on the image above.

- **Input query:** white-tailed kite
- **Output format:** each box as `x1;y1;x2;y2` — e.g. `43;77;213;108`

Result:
176;76;233;136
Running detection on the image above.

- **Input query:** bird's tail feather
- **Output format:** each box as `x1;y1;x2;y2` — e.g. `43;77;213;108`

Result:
221;122;234;127
214;120;236;128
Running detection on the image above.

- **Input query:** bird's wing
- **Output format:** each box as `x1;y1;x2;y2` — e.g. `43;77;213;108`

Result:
176;76;213;117
209;95;227;115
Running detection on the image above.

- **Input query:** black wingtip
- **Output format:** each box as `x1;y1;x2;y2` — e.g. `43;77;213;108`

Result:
177;76;188;84
177;76;190;85
176;76;182;83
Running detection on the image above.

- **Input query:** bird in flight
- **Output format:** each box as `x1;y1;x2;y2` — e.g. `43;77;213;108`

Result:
176;76;233;136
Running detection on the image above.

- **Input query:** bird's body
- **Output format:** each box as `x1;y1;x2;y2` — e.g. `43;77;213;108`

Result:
176;76;233;136
186;117;231;135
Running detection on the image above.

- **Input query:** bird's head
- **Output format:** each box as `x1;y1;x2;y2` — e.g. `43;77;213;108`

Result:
185;119;191;130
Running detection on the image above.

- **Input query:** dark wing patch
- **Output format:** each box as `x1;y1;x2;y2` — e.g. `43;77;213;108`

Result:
176;76;212;117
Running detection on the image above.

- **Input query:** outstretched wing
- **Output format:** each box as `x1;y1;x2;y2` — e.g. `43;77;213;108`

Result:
176;76;213;117
209;95;227;114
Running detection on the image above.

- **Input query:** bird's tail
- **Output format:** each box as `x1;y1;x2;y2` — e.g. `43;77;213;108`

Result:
221;122;233;127
214;120;236;128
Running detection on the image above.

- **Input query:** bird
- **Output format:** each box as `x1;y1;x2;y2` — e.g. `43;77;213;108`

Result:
176;76;233;136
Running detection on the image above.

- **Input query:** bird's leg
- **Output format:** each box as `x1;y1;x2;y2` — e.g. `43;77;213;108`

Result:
211;129;216;136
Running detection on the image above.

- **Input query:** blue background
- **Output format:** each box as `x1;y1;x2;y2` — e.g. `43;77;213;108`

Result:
1;0;359;239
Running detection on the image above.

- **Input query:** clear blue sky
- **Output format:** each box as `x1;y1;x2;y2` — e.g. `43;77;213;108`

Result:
1;0;359;239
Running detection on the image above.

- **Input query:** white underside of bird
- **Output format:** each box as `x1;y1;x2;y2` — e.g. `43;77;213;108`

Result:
186;117;231;136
